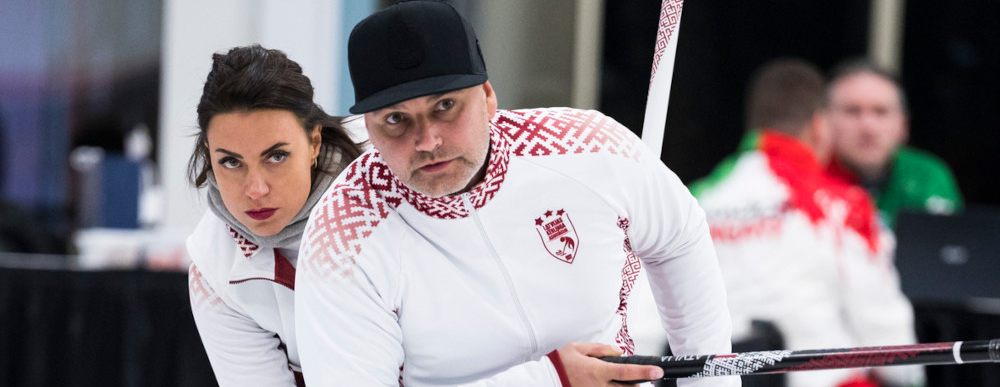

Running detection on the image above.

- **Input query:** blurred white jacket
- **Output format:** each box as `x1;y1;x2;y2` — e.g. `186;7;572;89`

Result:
692;130;924;387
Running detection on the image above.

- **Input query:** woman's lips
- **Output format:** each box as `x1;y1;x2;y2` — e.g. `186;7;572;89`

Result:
246;208;277;220
419;159;452;173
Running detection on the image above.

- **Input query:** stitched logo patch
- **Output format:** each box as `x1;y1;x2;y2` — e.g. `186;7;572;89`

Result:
533;209;579;264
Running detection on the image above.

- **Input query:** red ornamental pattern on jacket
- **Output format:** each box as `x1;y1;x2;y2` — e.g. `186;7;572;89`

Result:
300;153;402;280
189;225;260;309
301;108;643;280
503;109;643;160
228;225;260;259
614;217;641;355
189;264;223;309
395;121;511;220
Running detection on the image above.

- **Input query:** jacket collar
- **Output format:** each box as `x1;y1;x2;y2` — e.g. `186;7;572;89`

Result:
227;225;261;259
224;225;296;290
755;129;881;254
756;129;826;224
371;122;512;220
757;129;824;175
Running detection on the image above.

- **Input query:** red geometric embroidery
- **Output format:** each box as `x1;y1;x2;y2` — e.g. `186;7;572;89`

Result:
301;108;644;279
614;217;641;355
649;0;684;90
301;153;402;280
500;108;643;162
394;124;511;219
390;109;640;219
189;264;223;309
227;225;259;259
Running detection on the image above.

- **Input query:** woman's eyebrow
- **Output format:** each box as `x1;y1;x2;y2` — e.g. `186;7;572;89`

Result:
213;142;290;158
259;142;290;156
214;148;242;158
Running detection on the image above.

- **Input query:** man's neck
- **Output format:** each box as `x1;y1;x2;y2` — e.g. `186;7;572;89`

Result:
449;141;492;197
848;162;890;198
852;163;888;183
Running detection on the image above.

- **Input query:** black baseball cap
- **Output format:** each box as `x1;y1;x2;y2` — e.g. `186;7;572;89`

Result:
347;1;488;114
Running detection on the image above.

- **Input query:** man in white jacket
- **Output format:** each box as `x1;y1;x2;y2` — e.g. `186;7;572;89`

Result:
690;58;924;387
296;2;739;386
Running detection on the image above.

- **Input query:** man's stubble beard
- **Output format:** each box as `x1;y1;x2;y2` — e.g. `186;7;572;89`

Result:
405;127;490;198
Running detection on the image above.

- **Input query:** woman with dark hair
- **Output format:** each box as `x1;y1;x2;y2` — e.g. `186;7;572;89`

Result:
186;44;363;386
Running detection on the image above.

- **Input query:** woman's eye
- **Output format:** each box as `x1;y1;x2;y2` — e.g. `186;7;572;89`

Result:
219;157;241;169
385;113;404;125
268;151;289;163
436;99;455;111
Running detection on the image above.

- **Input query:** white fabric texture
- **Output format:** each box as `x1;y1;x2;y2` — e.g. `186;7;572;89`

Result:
187;212;301;387
296;108;739;387
695;141;924;387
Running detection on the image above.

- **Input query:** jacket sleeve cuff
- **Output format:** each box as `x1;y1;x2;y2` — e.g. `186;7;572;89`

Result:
545;350;572;387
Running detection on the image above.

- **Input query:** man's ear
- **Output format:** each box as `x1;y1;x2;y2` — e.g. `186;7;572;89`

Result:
803;110;832;163
482;81;498;120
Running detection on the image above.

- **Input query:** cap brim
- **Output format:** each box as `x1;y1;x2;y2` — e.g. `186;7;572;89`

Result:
349;73;488;114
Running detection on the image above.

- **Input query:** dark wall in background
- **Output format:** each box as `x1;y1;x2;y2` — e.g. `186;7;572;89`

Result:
602;1;999;206
902;3;1000;206
0;268;215;387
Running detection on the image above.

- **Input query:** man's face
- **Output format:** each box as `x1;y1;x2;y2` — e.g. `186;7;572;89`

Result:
364;82;498;197
828;72;908;176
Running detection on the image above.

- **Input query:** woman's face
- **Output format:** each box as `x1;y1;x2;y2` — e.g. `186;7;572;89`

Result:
207;109;321;236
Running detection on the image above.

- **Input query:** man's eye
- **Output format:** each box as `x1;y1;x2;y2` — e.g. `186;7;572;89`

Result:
840;106;860;115
386;113;404;125
436;99;455;111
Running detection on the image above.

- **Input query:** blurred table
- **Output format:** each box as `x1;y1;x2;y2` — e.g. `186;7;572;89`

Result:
0;264;216;387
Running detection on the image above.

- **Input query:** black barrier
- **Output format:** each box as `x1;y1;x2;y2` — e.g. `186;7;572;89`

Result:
0;267;216;387
914;300;1000;386
0;267;997;387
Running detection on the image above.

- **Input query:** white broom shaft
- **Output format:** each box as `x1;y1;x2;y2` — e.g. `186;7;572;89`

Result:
641;0;684;159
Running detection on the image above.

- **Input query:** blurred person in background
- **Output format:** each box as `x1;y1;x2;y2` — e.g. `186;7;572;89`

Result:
825;59;963;230
185;44;363;386
689;58;924;387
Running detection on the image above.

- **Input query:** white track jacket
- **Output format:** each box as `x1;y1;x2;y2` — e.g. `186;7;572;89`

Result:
188;212;303;387
296;108;739;387
693;130;923;387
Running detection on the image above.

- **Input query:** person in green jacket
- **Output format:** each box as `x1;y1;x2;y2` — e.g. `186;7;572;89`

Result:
825;59;963;230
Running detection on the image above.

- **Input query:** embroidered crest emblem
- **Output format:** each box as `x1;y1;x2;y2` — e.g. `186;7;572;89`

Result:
534;209;579;264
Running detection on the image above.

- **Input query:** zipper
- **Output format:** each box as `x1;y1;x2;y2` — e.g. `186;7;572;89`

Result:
461;193;539;360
